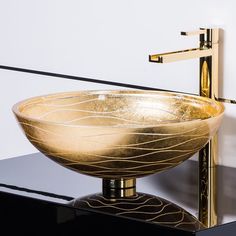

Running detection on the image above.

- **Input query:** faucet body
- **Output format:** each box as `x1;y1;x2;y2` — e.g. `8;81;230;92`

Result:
149;28;219;227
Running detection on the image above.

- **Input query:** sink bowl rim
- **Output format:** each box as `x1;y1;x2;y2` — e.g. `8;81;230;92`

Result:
12;89;225;128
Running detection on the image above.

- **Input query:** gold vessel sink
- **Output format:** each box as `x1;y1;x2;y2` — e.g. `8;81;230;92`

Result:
13;90;224;179
13;89;224;230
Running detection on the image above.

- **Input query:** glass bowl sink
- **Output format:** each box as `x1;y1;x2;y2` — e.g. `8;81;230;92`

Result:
13;90;224;231
13;90;224;180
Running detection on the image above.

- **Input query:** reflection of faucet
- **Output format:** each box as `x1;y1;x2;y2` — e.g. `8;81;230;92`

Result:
149;28;219;227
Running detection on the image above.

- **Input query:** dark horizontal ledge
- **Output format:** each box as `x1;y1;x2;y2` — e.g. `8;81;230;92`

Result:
0;183;73;201
0;64;198;97
0;65;163;91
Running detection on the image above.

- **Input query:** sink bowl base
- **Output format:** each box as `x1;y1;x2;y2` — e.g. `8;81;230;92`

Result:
70;192;205;231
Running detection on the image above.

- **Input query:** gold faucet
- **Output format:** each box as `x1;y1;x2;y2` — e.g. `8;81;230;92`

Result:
149;28;219;227
150;29;215;62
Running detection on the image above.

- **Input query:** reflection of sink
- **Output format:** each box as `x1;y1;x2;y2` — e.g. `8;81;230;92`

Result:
13;90;224;179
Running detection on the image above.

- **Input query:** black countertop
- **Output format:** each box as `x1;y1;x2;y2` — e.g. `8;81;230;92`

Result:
0;153;236;235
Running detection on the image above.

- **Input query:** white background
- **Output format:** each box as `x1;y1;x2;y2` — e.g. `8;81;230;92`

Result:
1;0;236;167
1;0;236;224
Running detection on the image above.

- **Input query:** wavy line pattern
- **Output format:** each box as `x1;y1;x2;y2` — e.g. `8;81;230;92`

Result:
14;91;223;178
18;118;210;178
20;93;211;126
71;193;205;231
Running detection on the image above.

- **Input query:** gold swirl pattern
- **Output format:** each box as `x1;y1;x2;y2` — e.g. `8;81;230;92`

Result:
71;193;205;231
13;90;224;178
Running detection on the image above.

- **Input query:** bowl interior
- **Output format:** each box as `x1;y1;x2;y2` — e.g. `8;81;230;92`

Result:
15;90;223;127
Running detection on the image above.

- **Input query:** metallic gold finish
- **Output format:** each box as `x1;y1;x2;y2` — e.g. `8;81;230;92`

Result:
103;179;136;198
13;89;224;225
149;48;212;63
13;90;224;180
149;27;222;227
103;179;135;189
103;186;136;199
199;28;219;227
181;29;207;36
71;192;206;231
200;61;210;98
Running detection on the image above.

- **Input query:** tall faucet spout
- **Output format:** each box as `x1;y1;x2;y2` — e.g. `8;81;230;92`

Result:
149;27;221;227
149;47;212;63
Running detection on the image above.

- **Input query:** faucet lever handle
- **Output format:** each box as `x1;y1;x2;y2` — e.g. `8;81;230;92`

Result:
181;29;207;36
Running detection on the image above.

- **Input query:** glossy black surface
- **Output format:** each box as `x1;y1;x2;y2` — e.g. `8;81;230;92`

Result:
0;154;236;234
0;191;192;234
